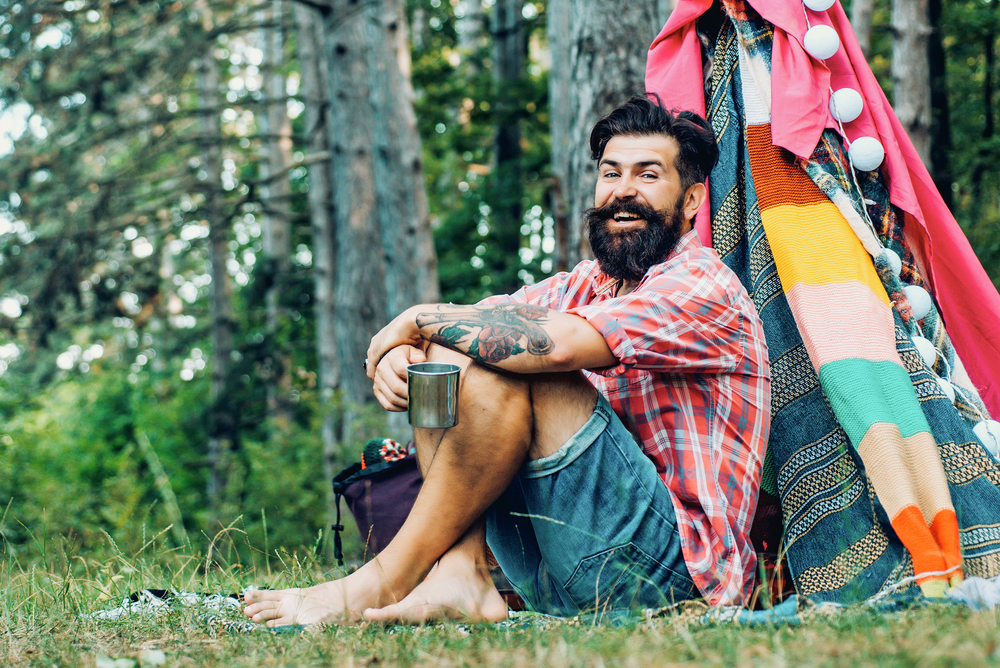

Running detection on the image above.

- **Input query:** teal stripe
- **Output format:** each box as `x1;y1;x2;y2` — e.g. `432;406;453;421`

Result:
818;358;931;445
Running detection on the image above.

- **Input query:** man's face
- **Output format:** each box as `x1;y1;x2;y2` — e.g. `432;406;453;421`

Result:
587;134;694;282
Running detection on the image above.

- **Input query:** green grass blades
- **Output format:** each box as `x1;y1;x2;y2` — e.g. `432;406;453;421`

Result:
3;545;1000;667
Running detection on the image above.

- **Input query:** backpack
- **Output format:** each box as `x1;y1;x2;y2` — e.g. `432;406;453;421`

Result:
331;438;422;566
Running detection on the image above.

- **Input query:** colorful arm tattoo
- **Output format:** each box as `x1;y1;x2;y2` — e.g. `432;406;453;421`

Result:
415;304;555;365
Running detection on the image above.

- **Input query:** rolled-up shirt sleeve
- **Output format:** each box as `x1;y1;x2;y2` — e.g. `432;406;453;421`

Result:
568;259;746;378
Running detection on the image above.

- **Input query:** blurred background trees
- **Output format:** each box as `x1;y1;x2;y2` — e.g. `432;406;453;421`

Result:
0;0;997;568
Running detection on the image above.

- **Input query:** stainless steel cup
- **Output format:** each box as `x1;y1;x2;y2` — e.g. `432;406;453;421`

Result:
407;362;460;428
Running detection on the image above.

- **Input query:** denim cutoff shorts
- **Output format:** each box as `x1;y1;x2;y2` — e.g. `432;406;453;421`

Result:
485;395;700;615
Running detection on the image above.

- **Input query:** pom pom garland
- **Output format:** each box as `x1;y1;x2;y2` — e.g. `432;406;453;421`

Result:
803;25;840;60
882;248;902;277
848;136;885;171
830;88;864;123
904;285;933;321
912;335;937;368
936;378;956;404
974;420;1000;460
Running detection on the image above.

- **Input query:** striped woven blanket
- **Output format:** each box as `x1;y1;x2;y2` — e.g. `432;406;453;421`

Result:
650;3;1000;602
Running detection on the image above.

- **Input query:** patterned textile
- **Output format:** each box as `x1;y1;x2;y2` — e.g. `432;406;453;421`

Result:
648;0;1000;416
645;1;1000;602
483;230;770;606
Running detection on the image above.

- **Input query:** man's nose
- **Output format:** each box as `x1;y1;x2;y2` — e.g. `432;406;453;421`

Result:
613;177;637;200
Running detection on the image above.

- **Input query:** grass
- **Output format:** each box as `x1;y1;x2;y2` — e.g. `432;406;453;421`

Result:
3;544;1000;668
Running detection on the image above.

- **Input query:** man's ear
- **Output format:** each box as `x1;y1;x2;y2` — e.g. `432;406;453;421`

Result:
682;182;707;223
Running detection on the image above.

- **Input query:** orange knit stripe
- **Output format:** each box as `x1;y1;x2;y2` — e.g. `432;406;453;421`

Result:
746;124;826;208
929;510;964;579
891;505;949;584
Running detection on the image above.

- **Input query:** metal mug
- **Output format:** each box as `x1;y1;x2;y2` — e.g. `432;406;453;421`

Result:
407;362;460;428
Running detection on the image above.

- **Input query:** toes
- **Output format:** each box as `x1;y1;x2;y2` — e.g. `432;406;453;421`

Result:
244;601;279;623
364;602;432;625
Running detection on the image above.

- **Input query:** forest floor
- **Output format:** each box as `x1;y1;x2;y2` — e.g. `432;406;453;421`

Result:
3;548;1000;667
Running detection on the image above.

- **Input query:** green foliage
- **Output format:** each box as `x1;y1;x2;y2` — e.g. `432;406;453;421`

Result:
0;353;371;567
410;0;554;303
851;0;1000;286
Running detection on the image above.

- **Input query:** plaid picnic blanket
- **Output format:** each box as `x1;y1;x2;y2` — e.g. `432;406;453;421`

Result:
647;2;1000;602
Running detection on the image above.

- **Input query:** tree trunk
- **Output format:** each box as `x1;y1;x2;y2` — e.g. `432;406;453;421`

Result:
325;0;438;447
458;0;486;54
892;0;932;166
852;0;876;58
927;0;953;209
258;0;294;426
548;0;572;273
198;50;236;529
972;4;997;198
491;0;526;294
548;0;664;266
293;0;339;557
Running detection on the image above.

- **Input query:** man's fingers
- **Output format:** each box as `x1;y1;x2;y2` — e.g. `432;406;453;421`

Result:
373;383;407;412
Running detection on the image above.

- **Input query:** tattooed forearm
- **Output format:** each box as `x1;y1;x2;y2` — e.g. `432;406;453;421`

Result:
416;304;555;365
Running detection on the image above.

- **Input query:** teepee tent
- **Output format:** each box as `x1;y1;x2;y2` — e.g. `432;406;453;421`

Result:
646;0;1000;602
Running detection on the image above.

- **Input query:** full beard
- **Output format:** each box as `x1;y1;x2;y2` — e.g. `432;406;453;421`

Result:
585;198;686;283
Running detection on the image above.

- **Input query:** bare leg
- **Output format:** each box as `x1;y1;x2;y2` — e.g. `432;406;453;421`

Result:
361;353;600;624
246;346;533;625
244;345;598;626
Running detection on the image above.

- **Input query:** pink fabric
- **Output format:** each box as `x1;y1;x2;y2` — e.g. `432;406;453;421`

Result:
646;0;1000;416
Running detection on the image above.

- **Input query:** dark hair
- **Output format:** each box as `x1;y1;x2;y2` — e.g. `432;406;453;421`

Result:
589;94;719;192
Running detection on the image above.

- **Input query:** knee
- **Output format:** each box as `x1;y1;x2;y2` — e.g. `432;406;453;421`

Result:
424;344;530;417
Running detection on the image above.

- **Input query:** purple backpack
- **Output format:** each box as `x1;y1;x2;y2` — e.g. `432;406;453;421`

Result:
331;439;422;565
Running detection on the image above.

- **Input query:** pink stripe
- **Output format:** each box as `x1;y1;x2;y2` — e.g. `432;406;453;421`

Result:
786;282;903;372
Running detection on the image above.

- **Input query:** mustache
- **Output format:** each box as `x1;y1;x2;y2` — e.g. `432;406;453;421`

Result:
585;199;664;224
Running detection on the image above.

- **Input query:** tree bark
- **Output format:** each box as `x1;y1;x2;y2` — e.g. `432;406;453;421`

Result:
198;50;236;529
972;3;998;198
293;0;339;557
852;0;875;58
325;0;438;446
491;0;526;294
892;0;932;167
548;0;664;266
927;0;953;209
258;0;294;426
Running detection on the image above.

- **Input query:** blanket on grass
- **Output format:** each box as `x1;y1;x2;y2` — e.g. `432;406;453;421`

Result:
646;0;1000;602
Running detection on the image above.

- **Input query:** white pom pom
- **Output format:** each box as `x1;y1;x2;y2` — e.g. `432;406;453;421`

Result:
882;248;902;277
804;0;837;10
848;136;885;171
912;335;937;368
904;284;933;320
974;420;1000;459
830;88;864;123
937;378;956;403
803;25;841;60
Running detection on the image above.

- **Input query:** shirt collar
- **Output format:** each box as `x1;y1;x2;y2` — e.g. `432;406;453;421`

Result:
592;229;703;296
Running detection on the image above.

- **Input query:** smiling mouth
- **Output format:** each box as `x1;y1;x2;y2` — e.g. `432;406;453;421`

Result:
611;213;645;226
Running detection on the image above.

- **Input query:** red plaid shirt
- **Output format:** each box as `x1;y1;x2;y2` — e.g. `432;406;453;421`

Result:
485;231;770;605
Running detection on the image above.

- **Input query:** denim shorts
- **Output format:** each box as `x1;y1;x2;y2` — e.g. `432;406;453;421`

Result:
485;395;700;615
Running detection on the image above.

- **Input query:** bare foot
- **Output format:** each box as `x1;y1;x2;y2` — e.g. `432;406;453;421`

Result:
244;565;393;627
363;559;508;624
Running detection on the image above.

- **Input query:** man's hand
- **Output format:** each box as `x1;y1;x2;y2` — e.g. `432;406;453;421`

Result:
367;306;425;381
371;344;426;412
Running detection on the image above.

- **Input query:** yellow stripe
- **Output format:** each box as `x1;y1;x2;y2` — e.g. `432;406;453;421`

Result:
761;202;889;304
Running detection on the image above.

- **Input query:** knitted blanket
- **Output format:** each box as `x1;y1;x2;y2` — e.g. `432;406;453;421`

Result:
647;1;1000;602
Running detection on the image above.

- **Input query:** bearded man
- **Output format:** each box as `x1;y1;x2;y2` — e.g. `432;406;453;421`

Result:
244;95;771;626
